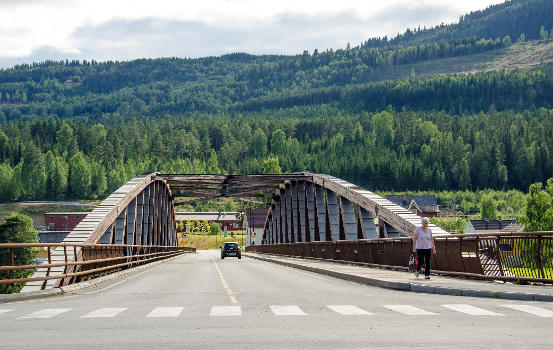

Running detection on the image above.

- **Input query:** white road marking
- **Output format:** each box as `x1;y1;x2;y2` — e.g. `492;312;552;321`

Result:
441;304;503;316
210;306;241;316
0;309;12;315
501;304;553;318
270;305;307;316
384;305;437;315
81;308;127;318
20;308;72;319
146;307;184;318
327;305;372;315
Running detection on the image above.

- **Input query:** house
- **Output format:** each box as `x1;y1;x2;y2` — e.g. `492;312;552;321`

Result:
175;212;240;232
244;208;267;246
385;195;439;218
463;219;519;233
45;212;89;231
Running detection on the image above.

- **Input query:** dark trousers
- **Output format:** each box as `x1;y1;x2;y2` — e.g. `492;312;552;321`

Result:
417;249;432;277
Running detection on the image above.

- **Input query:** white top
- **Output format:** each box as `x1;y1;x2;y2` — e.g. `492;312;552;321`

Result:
414;226;433;249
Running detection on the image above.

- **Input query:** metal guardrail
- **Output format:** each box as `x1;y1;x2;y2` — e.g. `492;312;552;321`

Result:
0;243;195;293
246;232;553;284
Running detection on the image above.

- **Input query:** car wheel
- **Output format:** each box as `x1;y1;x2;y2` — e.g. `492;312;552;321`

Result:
238;256;241;259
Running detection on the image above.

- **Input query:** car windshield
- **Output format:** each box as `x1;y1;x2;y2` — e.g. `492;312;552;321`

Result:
225;243;238;248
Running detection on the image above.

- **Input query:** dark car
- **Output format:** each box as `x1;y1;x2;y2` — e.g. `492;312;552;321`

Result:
221;242;241;259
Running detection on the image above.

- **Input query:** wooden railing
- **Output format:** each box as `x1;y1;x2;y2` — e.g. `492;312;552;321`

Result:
246;232;553;284
0;243;195;293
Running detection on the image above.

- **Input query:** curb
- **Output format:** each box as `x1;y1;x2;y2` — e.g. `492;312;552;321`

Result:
0;252;193;304
244;253;553;302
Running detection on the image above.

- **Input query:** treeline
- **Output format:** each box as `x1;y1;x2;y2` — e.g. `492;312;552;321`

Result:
362;0;553;47
237;68;553;114
0;35;548;121
0;107;552;201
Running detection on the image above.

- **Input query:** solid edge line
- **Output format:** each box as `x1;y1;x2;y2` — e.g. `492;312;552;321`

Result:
243;253;553;302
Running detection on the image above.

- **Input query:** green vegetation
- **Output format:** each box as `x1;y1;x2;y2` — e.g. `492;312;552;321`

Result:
520;178;553;231
0;0;551;209
179;232;246;250
0;214;38;293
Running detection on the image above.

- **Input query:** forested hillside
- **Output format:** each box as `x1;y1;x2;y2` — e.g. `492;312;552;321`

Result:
0;0;552;202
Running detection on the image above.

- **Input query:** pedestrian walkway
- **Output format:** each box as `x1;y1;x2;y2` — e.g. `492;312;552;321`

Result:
0;303;551;320
244;253;553;301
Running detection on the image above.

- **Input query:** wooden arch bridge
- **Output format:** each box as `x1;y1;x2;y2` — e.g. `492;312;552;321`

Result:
22;172;446;291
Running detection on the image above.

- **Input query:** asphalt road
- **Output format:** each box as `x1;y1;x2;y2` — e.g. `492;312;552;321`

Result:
1;250;551;350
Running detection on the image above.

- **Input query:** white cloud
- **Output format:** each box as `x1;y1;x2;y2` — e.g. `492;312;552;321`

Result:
0;0;505;67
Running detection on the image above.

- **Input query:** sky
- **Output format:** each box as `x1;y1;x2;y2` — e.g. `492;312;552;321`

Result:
0;0;505;68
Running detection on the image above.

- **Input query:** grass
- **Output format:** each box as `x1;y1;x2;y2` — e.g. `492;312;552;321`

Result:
179;232;247;250
505;266;553;280
371;40;553;82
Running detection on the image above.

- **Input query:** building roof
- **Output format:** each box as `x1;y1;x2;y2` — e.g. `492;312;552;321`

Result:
45;212;90;215
468;219;518;231
385;195;439;213
175;212;239;221
245;209;268;228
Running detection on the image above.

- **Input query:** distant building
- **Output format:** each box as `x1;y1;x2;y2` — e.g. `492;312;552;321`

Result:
385;195;439;218
463;219;520;233
244;209;267;246
175;212;240;231
45;212;88;231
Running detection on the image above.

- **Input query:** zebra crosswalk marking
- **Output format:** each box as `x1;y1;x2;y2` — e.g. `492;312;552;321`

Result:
383;305;437;315
146;307;184;318
501;304;553;318
210;306;241;316
19;308;72;319
327;305;372;315
441;304;503;316
81;308;127;318
270;305;307;316
0;309;11;316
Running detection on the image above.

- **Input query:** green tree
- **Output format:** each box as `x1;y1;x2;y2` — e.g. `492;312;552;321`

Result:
270;129;287;155
206;149;221;174
262;157;282;174
252;128;267;157
480;193;498;220
210;222;221;234
0;214;39;293
539;25;548;40
55;123;73;156
520;180;553;231
21;141;46;199
69;152;91;198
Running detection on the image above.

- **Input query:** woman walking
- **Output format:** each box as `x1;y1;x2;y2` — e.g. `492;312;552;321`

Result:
412;217;436;279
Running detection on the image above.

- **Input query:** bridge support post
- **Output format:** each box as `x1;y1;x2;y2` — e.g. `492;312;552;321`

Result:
115;210;126;244
326;190;340;241
358;207;377;239
306;183;315;242
291;182;300;242
136;191;144;245
298;182;307;242
340;197;357;241
279;189;286;243
285;184;293;243
127;198;137;245
315;185;326;241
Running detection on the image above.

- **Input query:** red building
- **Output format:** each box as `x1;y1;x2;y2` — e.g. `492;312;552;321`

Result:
45;212;88;231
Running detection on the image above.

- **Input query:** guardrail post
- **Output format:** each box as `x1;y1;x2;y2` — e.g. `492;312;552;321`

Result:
2;248;14;294
537;235;544;279
495;236;505;277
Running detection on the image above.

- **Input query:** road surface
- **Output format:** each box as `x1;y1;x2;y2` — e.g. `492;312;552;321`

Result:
1;250;551;349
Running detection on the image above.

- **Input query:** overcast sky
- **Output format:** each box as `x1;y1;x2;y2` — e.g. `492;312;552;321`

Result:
0;0;504;68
